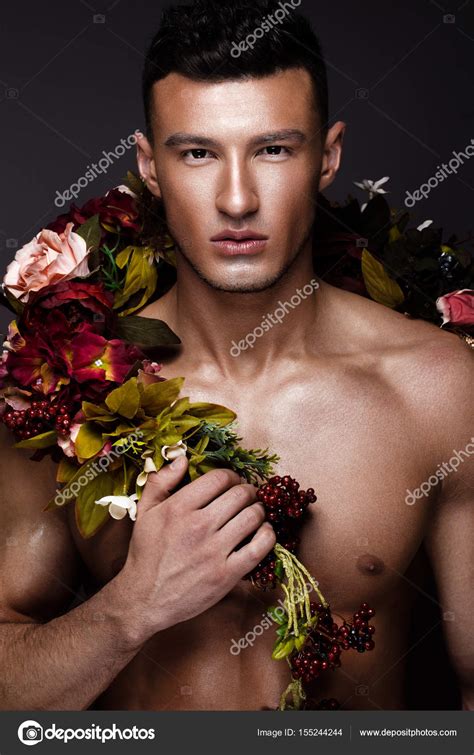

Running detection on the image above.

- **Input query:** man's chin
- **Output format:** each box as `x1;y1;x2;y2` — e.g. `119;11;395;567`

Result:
195;272;287;294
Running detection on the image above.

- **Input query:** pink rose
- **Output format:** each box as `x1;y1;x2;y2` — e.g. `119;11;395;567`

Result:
436;289;474;326
3;222;90;303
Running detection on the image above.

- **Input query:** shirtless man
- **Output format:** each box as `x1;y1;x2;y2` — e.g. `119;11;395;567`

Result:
0;0;473;712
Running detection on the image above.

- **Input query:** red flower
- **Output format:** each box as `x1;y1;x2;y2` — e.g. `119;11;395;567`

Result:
47;188;141;236
6;310;142;397
436;289;474;327
25;280;114;334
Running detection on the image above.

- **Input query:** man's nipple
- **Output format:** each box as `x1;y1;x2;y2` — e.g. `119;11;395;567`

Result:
356;553;385;575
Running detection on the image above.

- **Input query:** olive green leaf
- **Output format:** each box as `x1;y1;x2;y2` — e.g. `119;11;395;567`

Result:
74;423;104;460
56;457;80;483
141;377;185;415
113;245;158;315
113;315;181;347
105;377;141;419
75;214;102;251
14;430;57;449
187;402;236;426
75;471;117;538
0;288;24;316
361;249;404;308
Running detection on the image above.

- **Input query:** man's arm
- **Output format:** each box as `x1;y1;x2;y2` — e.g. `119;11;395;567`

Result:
425;475;474;709
0;424;147;710
0;425;275;710
424;338;474;710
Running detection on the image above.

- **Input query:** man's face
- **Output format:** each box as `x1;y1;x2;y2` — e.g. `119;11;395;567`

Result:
140;68;335;293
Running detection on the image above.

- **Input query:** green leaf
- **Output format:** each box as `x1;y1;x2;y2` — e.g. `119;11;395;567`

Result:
75;472;116;538
81;401;117;422
276;625;288;639
115;245;134;269
0;288;24;316
75;214;102;251
274;559;284;580
124;170;144;196
141;377;185;415
294;633;307;651
14;430;57;449
361;249;404;308
105;377;141;419
75;423;104;459
44;457;101;511
113;314;181;347
271;638;295;660
187;402;236;426
56;458;80;483
267;605;287;625
113;246;158;315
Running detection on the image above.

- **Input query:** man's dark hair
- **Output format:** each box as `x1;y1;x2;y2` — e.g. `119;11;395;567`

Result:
142;0;329;142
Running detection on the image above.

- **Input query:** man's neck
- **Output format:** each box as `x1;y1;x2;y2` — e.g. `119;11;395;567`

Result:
152;252;329;380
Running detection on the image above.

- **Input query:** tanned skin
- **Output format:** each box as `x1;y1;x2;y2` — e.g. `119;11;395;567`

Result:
0;68;472;711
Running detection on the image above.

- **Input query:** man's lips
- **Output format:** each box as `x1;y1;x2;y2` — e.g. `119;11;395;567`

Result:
210;230;268;255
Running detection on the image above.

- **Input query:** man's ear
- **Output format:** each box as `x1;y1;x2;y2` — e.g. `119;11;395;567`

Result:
136;131;162;199
318;121;346;192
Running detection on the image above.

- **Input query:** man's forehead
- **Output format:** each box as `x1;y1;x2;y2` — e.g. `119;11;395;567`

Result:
150;68;317;139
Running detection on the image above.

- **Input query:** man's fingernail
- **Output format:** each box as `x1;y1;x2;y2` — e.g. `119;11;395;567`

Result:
170;455;186;469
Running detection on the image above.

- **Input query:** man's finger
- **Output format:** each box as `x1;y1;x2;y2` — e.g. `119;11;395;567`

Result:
138;455;189;515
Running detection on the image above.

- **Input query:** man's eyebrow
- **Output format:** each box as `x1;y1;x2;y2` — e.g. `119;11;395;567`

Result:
163;129;307;149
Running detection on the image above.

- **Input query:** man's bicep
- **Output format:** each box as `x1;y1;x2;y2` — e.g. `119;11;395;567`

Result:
424;478;474;708
0;425;83;623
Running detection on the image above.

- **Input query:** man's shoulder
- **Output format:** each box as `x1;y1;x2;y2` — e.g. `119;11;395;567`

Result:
365;298;472;451
331;286;473;444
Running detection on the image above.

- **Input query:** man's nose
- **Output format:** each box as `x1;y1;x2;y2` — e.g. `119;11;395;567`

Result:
215;159;259;218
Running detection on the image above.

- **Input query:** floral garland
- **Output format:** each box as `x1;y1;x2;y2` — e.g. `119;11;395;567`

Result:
0;173;471;711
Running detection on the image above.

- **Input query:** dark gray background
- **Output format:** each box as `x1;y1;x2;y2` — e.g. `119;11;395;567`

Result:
1;0;473;334
0;0;472;710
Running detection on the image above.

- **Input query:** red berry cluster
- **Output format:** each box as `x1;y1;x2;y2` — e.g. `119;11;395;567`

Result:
244;475;316;589
2;399;75;440
290;601;376;686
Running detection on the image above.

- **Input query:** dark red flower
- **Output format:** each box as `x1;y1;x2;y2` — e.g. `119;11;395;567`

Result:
25;280;114;335
46;188;141;236
6;310;142;397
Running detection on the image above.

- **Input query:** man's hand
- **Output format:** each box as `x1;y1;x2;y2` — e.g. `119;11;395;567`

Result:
119;455;276;640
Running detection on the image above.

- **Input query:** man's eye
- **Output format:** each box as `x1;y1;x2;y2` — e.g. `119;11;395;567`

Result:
182;149;212;160
258;146;291;157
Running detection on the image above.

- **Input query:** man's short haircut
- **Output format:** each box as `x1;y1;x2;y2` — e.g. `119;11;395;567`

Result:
142;0;329;142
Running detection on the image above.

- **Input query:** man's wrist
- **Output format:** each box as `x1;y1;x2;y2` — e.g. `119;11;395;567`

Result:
100;571;155;652
104;566;173;650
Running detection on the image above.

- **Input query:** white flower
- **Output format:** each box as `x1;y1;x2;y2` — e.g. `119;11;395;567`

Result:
110;184;137;198
94;493;138;521
354;177;390;212
417;219;433;232
354;176;390;195
161;440;187;461
136;455;158;487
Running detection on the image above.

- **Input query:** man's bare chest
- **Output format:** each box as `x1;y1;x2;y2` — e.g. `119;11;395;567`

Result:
71;366;434;610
